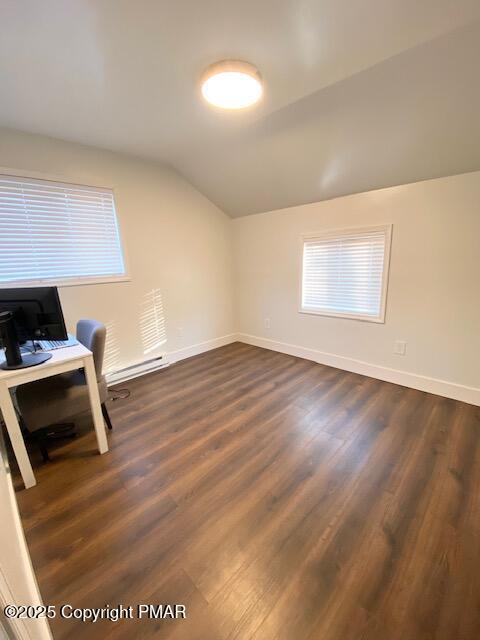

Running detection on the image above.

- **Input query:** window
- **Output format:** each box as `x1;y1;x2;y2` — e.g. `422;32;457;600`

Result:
0;175;127;286
300;225;392;322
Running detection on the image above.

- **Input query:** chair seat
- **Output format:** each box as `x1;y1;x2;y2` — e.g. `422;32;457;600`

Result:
16;370;108;432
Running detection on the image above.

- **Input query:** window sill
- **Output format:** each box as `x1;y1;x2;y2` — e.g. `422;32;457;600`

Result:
0;275;131;288
299;308;385;324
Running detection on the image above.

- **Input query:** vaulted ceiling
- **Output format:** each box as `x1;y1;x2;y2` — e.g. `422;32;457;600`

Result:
1;0;480;216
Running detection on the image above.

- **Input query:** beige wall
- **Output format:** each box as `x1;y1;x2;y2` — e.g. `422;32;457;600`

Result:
233;171;480;399
0;128;234;373
1;128;479;401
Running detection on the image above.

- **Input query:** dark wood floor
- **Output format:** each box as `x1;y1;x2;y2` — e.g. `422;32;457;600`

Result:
12;342;480;640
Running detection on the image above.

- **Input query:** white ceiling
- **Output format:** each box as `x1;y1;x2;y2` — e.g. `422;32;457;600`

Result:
1;0;480;216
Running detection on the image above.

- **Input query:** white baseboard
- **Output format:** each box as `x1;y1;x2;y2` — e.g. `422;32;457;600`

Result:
168;333;238;364
237;333;480;406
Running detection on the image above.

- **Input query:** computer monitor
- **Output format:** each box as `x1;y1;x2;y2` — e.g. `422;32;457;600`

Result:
0;287;68;370
0;286;68;343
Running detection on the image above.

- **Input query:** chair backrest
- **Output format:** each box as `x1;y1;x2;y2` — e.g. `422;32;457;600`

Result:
76;319;106;380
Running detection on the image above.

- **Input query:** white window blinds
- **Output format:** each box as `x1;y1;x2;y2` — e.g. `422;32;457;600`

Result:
0;175;126;286
301;225;391;322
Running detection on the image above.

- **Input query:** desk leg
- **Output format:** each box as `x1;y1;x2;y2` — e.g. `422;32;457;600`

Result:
84;356;108;454
0;384;36;489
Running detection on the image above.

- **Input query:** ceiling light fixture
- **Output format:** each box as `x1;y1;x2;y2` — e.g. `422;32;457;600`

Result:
201;60;263;110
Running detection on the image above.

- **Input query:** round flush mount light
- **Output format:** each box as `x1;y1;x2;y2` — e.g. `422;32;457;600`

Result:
201;60;263;110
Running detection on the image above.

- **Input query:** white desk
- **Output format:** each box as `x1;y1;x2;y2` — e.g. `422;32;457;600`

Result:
0;344;109;489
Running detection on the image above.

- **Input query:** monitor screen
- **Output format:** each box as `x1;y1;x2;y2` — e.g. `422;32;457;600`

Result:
0;287;68;342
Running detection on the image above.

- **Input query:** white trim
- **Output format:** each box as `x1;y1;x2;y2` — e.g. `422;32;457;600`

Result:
0;434;53;639
0;275;131;289
298;308;386;324
237;333;480;406
299;224;392;324
0;616;13;640
0;166;113;191
0;569;31;640
168;334;238;364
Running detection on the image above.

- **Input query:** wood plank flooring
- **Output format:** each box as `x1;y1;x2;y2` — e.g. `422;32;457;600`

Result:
13;342;480;640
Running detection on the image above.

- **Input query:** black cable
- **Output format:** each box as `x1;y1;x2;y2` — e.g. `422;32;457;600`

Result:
20;340;41;355
109;387;131;401
20;342;35;355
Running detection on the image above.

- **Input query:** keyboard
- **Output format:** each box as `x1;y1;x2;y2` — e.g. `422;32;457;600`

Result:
37;336;79;351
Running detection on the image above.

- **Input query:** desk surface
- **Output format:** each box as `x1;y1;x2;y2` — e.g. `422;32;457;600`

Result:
0;344;92;387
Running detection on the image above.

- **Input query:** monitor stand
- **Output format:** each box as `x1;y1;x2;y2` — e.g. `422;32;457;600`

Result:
1;351;52;370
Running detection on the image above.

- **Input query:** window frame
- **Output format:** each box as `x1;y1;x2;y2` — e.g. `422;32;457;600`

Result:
0;168;130;288
298;224;393;324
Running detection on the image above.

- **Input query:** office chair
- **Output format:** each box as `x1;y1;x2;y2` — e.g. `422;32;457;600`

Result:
16;319;113;462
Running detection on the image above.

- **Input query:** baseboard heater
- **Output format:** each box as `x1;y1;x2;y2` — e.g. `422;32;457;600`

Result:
106;354;169;385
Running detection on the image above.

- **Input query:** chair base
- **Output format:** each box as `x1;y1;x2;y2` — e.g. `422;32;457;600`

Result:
20;401;112;464
28;423;77;463
44;422;76;437
101;402;113;430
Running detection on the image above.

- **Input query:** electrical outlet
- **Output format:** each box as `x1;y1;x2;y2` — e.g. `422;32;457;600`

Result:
264;318;271;329
178;326;184;337
394;340;407;356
